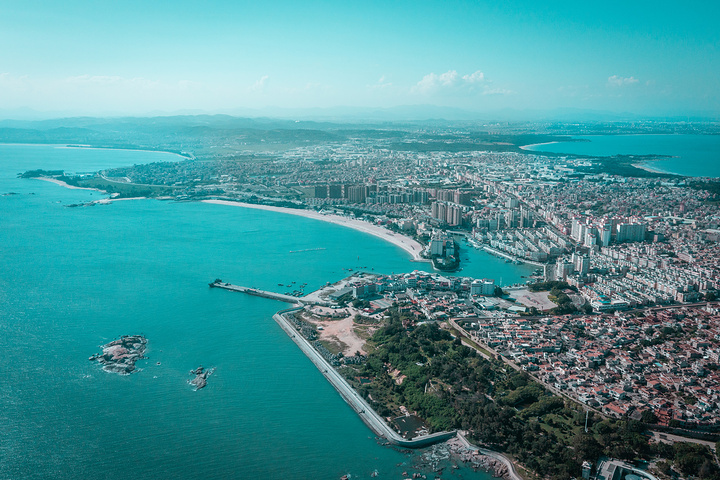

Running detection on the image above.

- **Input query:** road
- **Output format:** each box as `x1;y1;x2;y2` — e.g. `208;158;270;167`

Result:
650;431;719;464
448;318;605;417
457;431;523;480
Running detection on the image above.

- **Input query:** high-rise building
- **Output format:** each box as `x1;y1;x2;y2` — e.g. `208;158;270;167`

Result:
455;191;473;206
599;223;612;247
328;184;342;199
471;279;496;296
314;185;328;198
347;185;366;203
520;205;534;228
430;235;445;256
555;261;574;281
573;254;590;275
446;204;462;226
616;223;646;243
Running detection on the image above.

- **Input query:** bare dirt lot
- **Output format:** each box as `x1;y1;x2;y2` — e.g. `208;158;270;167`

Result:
302;305;381;356
510;288;557;311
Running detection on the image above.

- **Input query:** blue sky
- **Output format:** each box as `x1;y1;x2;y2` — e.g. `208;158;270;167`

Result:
1;0;718;117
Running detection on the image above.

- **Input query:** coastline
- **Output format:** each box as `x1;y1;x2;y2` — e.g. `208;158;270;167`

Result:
56;144;193;160
272;306;456;448
203;199;428;262
519;141;559;151
36;176;105;192
272;304;520;478
32;177;428;260
0;142;192;160
631;162;676;176
35;177;146;202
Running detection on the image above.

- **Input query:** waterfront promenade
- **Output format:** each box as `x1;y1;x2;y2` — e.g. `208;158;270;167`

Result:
273;306;456;448
456;432;523;480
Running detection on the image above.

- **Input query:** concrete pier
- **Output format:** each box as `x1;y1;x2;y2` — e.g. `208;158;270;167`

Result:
273;306;456;448
210;282;305;304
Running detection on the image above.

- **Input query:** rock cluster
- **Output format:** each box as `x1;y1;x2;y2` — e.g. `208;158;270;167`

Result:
188;366;215;391
89;335;147;375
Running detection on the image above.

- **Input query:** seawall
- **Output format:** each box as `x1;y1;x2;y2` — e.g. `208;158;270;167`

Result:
273;306;456;448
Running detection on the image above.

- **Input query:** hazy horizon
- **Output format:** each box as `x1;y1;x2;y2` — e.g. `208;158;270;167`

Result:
1;0;719;119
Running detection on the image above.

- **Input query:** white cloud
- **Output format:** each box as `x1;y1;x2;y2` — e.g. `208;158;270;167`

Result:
411;69;512;97
250;75;269;92
368;75;393;90
462;71;485;83
608;75;639;87
412;69;486;94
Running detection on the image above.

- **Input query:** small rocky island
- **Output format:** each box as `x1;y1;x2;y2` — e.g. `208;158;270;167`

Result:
188;366;215;391
89;335;147;375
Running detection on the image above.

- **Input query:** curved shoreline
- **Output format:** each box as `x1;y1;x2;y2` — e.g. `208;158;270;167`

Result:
36;176;105;192
203;199;428;262
519;141;559;150
0;142;192;160
31;178;428;261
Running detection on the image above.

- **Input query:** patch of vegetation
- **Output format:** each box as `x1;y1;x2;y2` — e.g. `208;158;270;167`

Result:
528;281;576;293
340;308;670;480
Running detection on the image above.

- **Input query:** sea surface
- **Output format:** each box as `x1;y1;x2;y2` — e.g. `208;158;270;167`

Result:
523;134;720;177
0;144;533;480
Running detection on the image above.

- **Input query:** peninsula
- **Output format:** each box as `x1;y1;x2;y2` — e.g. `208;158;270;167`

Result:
215;271;720;480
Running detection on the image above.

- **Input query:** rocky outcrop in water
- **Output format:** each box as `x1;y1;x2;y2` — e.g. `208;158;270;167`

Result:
89;335;147;375
188;366;215;390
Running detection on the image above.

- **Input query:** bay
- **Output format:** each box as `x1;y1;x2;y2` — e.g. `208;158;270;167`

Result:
522;134;720;178
0;144;528;480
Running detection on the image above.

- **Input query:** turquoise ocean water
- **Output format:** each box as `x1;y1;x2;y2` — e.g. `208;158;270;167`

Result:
0;145;533;480
523;134;720;178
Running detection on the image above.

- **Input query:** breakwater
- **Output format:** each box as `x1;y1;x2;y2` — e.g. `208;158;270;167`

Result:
209;281;306;304
273;306;456;448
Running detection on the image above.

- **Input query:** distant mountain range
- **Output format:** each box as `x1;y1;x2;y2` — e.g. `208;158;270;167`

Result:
1;105;718;124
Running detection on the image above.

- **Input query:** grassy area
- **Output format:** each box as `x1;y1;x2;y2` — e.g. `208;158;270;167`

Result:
77;177;177;198
319;339;345;356
537;412;584;444
353;325;374;341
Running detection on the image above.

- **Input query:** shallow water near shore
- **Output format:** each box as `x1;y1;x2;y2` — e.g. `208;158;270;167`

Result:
523;134;720;178
0;144;522;479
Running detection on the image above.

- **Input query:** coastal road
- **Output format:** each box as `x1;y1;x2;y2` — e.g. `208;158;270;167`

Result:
457;432;523;480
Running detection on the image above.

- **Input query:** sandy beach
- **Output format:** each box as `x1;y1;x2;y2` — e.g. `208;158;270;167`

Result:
36;177;147;202
203;200;428;262
36;177;105;192
519;141;559;151
631;162;671;175
36;178;428;260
